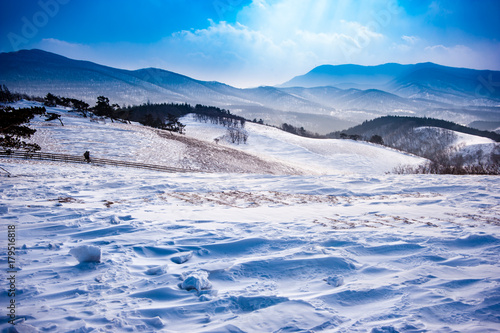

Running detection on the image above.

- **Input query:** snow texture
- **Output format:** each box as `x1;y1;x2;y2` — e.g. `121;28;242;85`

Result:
1;101;499;332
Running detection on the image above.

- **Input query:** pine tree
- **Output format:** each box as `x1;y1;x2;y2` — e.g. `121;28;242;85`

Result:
93;96;114;118
0;106;46;151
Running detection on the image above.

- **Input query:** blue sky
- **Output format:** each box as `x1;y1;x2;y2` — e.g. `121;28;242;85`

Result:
1;0;499;87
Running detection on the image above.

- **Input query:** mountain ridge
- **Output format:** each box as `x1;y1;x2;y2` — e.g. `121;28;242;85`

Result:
1;49;499;133
282;61;500;101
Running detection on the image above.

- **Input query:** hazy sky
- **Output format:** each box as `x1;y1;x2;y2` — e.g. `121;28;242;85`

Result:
1;0;499;87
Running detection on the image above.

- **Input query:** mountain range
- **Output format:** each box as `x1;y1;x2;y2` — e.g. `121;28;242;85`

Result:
1;49;499;133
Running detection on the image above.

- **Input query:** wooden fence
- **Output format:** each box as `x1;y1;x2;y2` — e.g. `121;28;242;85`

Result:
0;150;201;173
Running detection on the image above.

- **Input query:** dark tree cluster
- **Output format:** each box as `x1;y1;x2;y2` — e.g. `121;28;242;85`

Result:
339;133;362;141
92;96;121;120
123;101;247;134
44;93;89;114
0;106;46;151
369;135;384;145
339;133;384;144
328;116;500;142
141;113;185;134
0;85;43;103
124;102;193;122
124;102;244;126
193;104;246;128
280;123;322;138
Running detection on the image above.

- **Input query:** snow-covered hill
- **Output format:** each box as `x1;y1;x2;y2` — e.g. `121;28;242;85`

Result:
182;114;424;175
1;102;500;333
16;100;425;175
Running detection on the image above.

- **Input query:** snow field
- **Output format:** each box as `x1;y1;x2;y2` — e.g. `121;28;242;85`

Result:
1;161;499;332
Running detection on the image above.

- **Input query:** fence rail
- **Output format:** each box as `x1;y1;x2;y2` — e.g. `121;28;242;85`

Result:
0;150;201;173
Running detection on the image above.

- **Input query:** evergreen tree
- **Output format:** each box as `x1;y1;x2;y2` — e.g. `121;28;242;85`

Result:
93;96;114;118
369;135;384;145
0;106;46;151
0;85;14;103
44;93;59;107
164;114;185;134
45;112;64;126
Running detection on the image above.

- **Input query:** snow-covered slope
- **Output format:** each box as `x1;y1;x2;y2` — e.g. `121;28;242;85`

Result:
17;100;425;175
1;102;500;333
183;114;425;175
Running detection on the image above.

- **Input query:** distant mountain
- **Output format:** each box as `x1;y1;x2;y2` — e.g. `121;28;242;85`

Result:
282;62;500;104
281;63;407;90
0;49;233;106
1;49;499;133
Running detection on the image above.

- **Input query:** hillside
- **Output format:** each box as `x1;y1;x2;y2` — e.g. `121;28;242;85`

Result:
330;116;500;142
11;100;424;175
328;116;500;169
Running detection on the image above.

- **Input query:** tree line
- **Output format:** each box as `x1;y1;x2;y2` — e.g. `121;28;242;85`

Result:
0;87;252;151
327;115;500;142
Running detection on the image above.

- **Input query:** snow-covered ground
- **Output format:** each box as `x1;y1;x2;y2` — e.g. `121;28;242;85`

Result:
1;102;500;332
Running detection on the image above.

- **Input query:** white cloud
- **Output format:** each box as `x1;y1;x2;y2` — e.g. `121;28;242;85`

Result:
401;35;420;45
32;0;500;87
160;12;387;87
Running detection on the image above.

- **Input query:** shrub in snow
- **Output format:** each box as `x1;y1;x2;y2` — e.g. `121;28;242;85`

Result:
171;252;193;264
70;245;101;263
145;265;167;275
180;271;212;292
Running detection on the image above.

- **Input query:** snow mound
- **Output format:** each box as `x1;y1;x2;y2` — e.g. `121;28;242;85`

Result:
371;326;399;333
326;275;344;287
145;265;167;276
171;251;193;264
142;316;165;329
109;215;120;224
69;245;101;263
180;271;212;291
